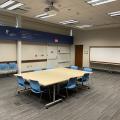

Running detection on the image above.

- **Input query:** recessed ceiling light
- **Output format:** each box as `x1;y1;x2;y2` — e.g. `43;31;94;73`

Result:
87;0;117;6
59;20;78;25
108;11;120;16
7;3;24;10
0;0;15;8
35;13;56;19
76;25;93;28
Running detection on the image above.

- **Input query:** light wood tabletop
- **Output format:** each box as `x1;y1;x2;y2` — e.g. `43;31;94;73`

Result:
16;68;87;86
15;67;92;108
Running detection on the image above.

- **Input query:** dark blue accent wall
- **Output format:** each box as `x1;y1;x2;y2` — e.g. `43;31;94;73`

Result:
0;26;73;44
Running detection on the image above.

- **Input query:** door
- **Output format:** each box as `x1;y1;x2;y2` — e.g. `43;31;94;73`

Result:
75;45;83;68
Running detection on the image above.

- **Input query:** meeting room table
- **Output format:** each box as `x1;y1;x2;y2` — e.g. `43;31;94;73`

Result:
15;67;92;108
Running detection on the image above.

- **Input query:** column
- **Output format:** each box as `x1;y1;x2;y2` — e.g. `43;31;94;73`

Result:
70;29;75;65
16;15;22;75
70;29;73;36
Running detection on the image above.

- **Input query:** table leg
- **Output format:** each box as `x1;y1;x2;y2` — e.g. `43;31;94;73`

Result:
45;84;62;109
53;85;56;101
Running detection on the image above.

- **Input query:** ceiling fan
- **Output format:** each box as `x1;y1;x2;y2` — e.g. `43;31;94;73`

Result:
44;0;59;12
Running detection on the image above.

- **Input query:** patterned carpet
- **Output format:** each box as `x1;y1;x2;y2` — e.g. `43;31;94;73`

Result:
0;71;120;120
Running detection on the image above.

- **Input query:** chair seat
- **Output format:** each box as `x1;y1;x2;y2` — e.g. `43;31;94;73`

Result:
78;78;88;82
25;84;30;89
18;81;30;89
70;65;79;70
65;84;76;89
18;84;25;89
31;88;43;94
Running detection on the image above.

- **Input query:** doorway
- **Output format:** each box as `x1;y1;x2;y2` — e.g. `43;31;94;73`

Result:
75;45;83;68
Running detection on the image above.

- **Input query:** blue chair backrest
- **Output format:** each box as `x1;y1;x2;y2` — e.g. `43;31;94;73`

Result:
30;80;41;93
9;63;17;69
34;67;41;71
70;65;79;70
82;73;89;82
46;64;53;70
83;67;92;72
67;77;77;87
46;67;53;70
0;63;8;70
17;76;25;87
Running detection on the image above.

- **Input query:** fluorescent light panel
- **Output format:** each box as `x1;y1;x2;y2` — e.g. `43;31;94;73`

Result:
7;3;24;10
108;11;120;16
0;0;15;8
35;13;48;18
76;25;92;28
35;13;56;19
87;0;117;6
60;20;78;25
40;14;56;18
88;0;101;4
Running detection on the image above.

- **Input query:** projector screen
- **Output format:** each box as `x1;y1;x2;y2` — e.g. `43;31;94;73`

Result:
90;47;120;64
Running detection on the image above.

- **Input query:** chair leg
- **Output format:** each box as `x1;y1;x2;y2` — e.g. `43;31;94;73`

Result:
29;90;32;96
48;87;51;101
75;87;77;93
66;88;68;97
16;86;20;95
82;82;84;86
40;92;43;101
87;81;90;89
16;87;23;94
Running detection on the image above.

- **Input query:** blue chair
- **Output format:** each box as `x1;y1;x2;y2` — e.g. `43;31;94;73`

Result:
9;63;17;72
0;63;8;70
16;76;30;94
0;63;9;74
29;80;51;100
33;67;41;71
46;67;53;70
83;67;92;72
79;73;89;85
46;64;53;70
30;80;42;94
64;77;77;96
82;68;93;88
30;80;44;98
70;65;79;70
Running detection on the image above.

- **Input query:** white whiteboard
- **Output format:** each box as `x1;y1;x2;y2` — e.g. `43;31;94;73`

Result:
90;47;120;63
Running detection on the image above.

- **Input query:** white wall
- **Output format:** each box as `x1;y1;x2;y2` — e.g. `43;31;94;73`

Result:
0;12;73;72
21;43;72;70
73;27;120;67
0;41;72;71
0;41;16;62
22;43;47;60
